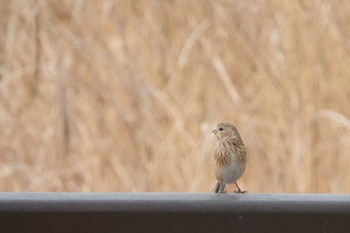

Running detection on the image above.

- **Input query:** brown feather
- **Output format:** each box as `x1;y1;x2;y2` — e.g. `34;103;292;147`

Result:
212;122;247;192
214;137;247;165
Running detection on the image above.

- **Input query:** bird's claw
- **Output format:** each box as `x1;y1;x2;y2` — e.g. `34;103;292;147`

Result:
234;190;248;194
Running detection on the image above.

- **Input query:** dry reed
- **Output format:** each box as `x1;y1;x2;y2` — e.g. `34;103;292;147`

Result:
1;0;350;193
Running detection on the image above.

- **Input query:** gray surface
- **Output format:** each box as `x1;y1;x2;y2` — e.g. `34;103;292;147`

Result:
0;193;349;233
0;192;349;212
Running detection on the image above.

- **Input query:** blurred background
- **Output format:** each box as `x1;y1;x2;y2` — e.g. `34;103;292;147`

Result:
1;0;350;193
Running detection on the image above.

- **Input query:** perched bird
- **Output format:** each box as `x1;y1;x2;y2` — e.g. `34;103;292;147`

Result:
211;122;247;193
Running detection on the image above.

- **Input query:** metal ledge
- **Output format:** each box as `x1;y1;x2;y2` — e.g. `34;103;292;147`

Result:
0;193;350;233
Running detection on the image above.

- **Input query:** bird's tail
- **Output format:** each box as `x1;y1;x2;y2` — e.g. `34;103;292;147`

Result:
211;181;221;193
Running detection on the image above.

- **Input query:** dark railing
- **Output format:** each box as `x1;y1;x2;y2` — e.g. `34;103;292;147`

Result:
1;193;350;233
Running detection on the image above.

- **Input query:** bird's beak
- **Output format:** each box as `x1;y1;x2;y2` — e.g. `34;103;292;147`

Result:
212;129;217;134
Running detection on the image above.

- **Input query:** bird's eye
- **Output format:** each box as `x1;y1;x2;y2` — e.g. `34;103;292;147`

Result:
218;127;224;131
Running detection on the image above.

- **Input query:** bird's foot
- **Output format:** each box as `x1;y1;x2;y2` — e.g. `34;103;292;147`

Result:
234;190;248;194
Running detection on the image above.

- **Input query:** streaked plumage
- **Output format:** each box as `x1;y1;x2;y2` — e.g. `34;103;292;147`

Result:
211;123;247;193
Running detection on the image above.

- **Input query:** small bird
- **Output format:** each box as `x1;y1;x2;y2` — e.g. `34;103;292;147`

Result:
211;122;247;193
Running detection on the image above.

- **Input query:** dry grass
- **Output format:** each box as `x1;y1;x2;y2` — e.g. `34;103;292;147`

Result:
1;0;350;193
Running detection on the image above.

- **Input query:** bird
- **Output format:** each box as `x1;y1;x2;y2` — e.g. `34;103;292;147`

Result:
211;122;247;193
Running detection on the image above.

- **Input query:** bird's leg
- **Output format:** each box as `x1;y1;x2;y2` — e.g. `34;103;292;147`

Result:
234;182;247;193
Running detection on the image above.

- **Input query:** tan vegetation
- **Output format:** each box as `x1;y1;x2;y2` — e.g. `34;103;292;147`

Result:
1;0;350;193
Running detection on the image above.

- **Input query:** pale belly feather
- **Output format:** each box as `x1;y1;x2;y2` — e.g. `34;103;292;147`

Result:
215;155;246;184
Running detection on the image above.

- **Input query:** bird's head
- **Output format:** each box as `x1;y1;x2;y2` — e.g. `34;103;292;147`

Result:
212;122;241;142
